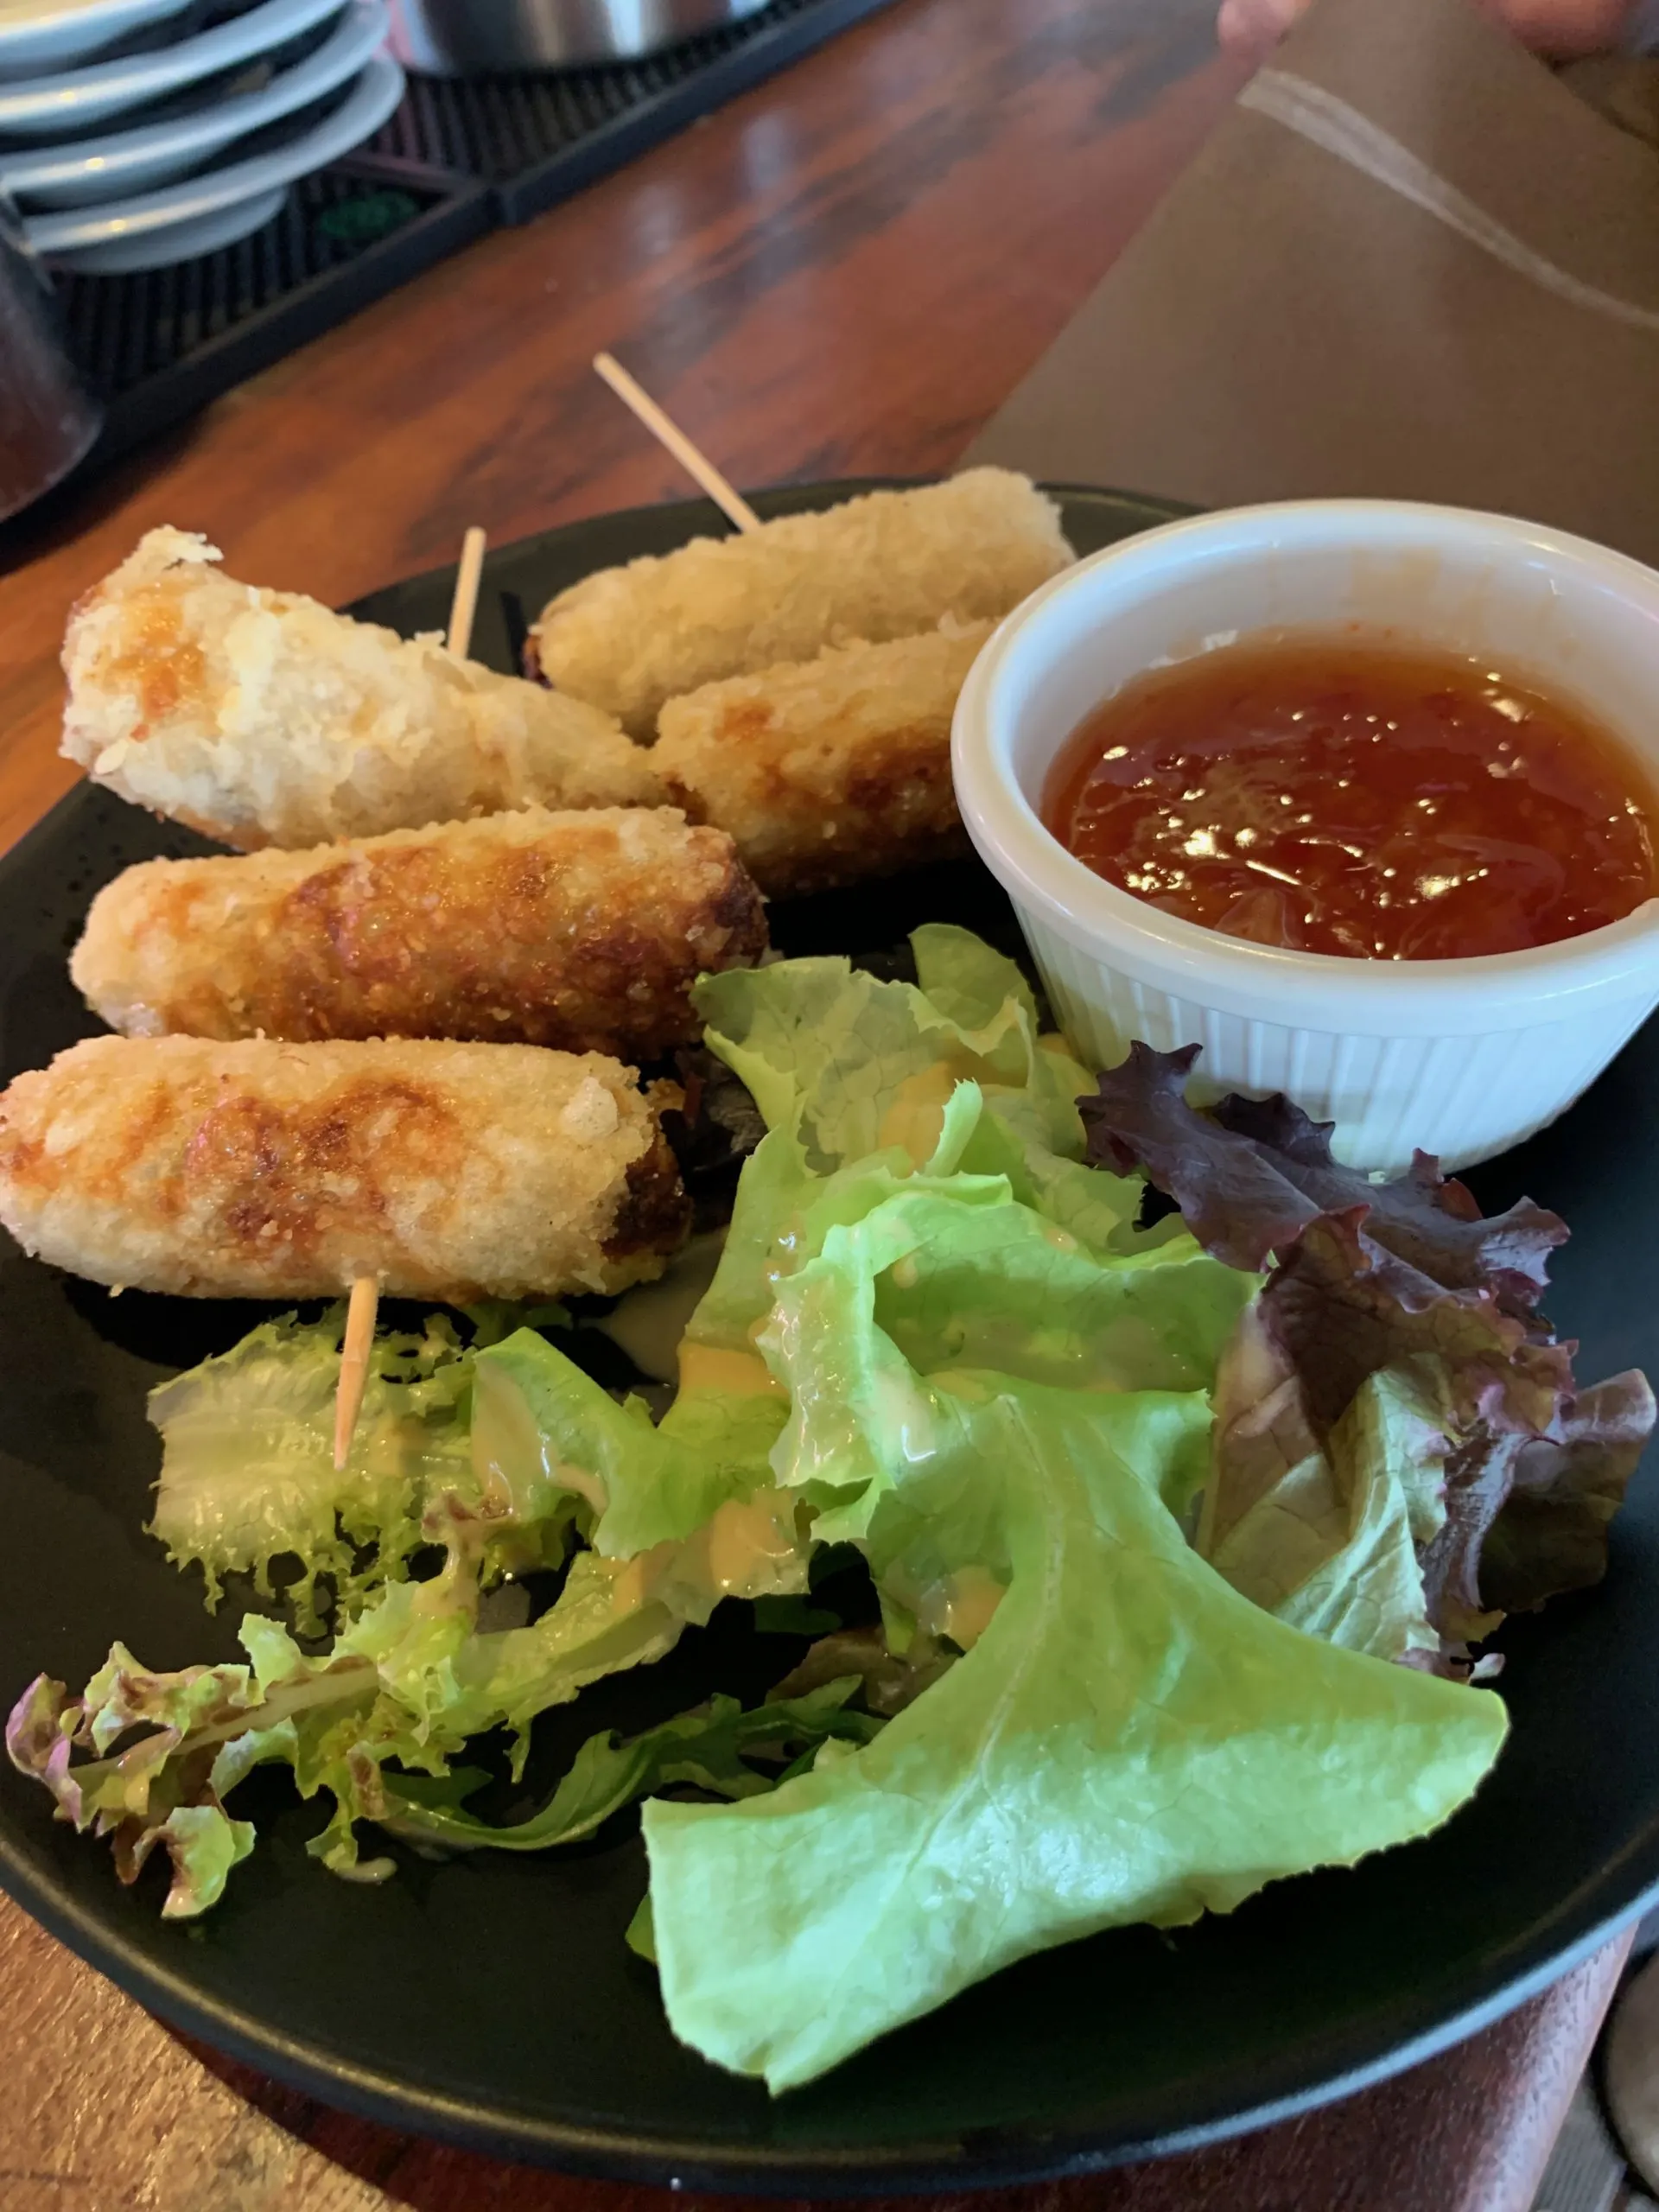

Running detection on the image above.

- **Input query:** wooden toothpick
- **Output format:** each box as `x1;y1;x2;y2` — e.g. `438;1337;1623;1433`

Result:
593;353;761;536
333;1272;381;1471
334;524;489;1471
447;524;487;657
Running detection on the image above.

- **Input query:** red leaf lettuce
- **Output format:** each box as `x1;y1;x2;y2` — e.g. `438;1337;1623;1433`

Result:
1080;1046;1652;1670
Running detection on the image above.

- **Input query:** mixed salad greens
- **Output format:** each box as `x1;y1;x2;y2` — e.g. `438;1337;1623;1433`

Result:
9;929;1651;2092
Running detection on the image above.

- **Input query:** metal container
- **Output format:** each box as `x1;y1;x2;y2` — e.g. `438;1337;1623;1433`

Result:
0;195;100;522
387;0;771;73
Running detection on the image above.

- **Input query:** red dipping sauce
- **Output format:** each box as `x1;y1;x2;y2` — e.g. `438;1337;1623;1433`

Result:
1042;633;1659;961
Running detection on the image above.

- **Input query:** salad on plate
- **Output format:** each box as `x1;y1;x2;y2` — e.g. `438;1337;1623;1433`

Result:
10;926;1649;2092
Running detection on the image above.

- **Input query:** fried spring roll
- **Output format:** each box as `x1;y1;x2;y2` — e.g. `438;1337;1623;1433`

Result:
530;470;1072;738
70;806;768;1058
0;1038;689;1301
61;529;664;849
652;622;991;897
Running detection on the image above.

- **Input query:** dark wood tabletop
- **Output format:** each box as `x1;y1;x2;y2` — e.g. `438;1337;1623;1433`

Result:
0;0;1637;2202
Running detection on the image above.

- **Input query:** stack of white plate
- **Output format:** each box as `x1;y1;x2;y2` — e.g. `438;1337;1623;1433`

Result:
0;0;404;272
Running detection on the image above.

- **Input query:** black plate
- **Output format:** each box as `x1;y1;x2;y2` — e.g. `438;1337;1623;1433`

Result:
3;484;1658;2193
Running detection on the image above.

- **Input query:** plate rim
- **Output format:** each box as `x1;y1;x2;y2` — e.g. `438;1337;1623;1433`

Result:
0;0;348;136
0;0;196;72
23;48;402;252
2;0;390;207
0;1815;1651;2193
2;478;1656;2193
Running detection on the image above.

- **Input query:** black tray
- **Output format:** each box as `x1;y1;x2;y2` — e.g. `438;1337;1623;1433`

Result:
1;483;1656;2192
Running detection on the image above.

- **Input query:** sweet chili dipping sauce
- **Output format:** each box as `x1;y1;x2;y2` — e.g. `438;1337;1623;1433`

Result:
1042;633;1659;960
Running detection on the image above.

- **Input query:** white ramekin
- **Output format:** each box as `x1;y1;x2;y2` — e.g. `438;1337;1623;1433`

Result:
952;499;1659;1172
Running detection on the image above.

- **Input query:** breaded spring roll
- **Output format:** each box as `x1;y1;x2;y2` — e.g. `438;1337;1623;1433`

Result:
0;1037;689;1301
652;621;991;897
531;469;1071;738
62;529;664;849
72;807;768;1059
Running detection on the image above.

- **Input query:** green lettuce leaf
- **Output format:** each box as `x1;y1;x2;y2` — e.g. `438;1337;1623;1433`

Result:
472;1128;810;1560
757;1132;1248;1543
148;1307;474;1630
646;1277;1509;2089
696;925;1153;1251
469;938;1215;1573
1201;1305;1449;1663
379;1680;880;1852
473;1329;787;1565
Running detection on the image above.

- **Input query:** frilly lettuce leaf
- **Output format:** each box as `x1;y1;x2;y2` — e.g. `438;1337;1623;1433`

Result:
327;1550;684;1802
5;1626;377;1916
10;1452;817;1900
1078;1041;1567;1301
148;1307;474;1630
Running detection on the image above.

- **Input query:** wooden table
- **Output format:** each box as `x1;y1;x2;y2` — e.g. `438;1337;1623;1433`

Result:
0;0;1636;2202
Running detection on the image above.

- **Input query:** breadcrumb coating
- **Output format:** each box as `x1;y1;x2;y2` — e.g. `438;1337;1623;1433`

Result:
0;1036;690;1300
62;529;663;849
653;622;991;896
531;471;1071;738
72;806;767;1058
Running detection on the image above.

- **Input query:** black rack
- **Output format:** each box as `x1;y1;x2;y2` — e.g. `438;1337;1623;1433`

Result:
62;162;493;465
54;0;892;476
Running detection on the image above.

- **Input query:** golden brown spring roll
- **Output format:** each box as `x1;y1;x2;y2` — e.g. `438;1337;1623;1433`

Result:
652;623;990;897
70;807;768;1059
61;529;664;849
0;1037;689;1301
530;471;1071;738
